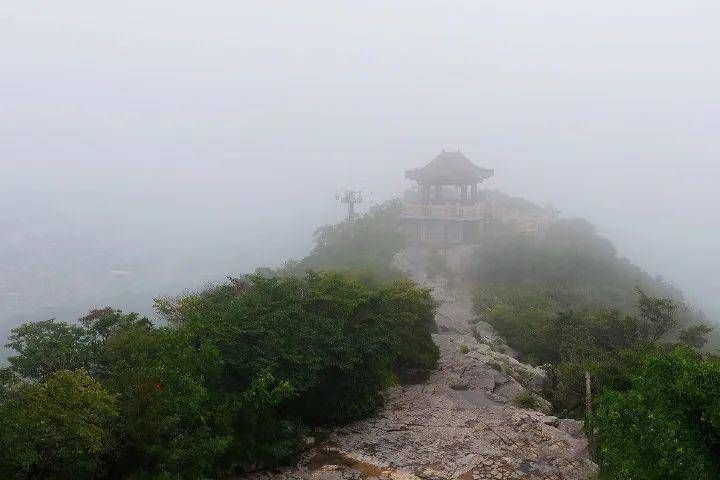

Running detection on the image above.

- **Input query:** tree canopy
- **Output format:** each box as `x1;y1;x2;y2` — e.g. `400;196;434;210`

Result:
471;214;717;478
292;199;406;282
1;272;438;479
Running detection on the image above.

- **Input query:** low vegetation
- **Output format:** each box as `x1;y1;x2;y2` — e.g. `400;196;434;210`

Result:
474;218;690;311
472;217;718;478
591;347;720;479
2;193;718;479
512;389;541;410
292;199;406;283
0;272;438;479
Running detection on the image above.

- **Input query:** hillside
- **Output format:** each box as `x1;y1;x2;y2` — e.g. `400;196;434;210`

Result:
2;190;718;480
240;246;597;479
249;192;719;479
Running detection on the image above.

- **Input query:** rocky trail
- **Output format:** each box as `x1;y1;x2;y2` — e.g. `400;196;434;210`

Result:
242;248;597;480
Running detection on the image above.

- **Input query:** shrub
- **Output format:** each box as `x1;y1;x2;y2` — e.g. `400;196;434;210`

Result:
296;200;406;282
100;319;232;478
679;324;714;349
472;219;693;315
469;209;718;477
592;347;720;479
5;320;97;380
169;273;439;426
473;282;704;417
0;370;117;480
4;271;439;478
512;390;540;410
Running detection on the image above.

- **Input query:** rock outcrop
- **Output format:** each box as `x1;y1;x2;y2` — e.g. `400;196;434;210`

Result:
240;247;597;480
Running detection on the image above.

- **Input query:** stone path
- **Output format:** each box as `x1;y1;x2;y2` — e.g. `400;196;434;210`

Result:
240;249;596;480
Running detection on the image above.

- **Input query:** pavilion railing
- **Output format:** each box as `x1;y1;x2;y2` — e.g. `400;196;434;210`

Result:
402;203;487;219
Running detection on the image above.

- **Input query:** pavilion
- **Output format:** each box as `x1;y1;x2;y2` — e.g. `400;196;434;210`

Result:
401;150;494;244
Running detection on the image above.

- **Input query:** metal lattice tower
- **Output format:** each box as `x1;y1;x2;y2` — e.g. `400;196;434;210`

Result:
336;190;363;238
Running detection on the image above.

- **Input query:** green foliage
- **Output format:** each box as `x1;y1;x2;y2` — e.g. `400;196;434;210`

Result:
168;273;438;425
635;287;679;341
379;278;440;375
470;212;718;477
545;343;662;417
176;273;436;470
0;367;17;398
101;319;231;478
0;369;117;480
472;217;710;417
679;324;714;349
476;284;689;416
473;219;689;313
5;319;97;380
296;199;406;282
592;347;720;479
512;390;540;410
474;284;560;365
2;272;438;479
3;311;232;479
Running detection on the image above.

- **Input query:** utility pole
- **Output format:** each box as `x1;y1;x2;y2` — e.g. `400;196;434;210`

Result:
336;190;363;238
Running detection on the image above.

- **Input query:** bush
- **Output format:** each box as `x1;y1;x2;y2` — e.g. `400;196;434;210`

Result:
166;273;439;425
472;219;692;314
100;318;231;478
512;390;540;410
0;370;117;480
592;347;720;479
474;281;709;417
3;271;439;478
469;209;718;477
5;320;96;380
295;199;406;282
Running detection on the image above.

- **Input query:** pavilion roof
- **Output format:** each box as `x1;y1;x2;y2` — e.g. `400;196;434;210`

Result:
405;150;494;184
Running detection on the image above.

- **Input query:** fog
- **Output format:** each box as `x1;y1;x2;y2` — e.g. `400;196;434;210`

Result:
2;0;719;348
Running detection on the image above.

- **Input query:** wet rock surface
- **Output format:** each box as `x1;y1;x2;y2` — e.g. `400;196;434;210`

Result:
239;248;596;480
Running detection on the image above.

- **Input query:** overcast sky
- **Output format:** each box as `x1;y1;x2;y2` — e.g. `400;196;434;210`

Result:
1;0;719;329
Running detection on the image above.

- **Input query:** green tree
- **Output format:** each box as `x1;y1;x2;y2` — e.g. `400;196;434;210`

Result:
679;324;713;349
593;347;720;479
169;272;438;427
0;370;117;480
4;272;439;477
297;199;406;281
5;320;97;380
635;287;679;341
99;317;231;479
4;311;233;479
0;367;16;398
475;283;701;417
472;219;693;315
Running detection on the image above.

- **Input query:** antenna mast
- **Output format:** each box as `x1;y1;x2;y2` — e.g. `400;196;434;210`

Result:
336;190;363;238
